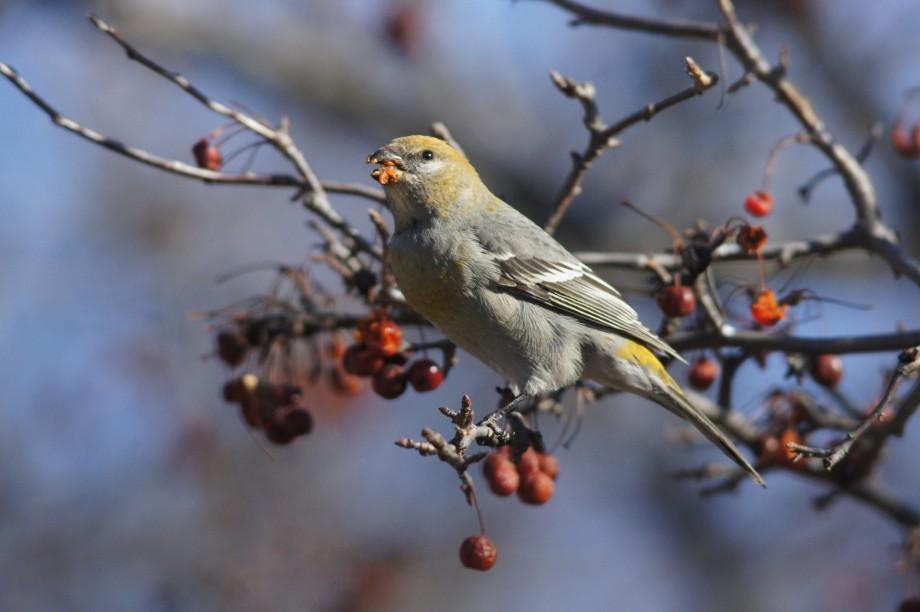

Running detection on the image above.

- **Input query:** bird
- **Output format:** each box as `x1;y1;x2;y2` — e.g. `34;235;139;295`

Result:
366;134;764;487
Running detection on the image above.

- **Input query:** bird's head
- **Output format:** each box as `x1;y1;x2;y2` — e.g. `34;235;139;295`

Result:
367;135;483;230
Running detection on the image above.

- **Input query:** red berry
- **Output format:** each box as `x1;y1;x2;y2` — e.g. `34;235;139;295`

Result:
216;331;247;367
516;448;541;477
487;460;520;496
657;284;695;317
759;430;801;467
688;357;719;391
864;401;893;424
811;354;843;387
483;450;512;480
899;597;920;612
239;400;261;429
384;4;421;56
281;406;314;437
366;320;403;356
744;190;773;217
750;288;787;326
777;429;802;467
222;378;245;403
891;122;919;159
343;345;385;377
407;359;445;392
372;364;407;399
264;419;294;445
459;535;497;571
518;471;554;505
191;138;223;171
538;453;559;481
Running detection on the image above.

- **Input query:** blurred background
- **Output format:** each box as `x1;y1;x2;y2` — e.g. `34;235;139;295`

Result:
2;0;920;610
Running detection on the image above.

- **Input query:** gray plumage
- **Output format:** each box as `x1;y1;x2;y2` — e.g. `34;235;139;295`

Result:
369;135;764;487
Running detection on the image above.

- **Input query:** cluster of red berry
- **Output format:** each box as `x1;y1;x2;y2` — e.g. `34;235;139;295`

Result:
754;355;843;469
342;312;445;399
657;221;780;328
456;446;560;572
222;374;313;445
483;447;559;505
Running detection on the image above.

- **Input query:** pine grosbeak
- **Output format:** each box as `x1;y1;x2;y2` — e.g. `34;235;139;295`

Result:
367;135;764;487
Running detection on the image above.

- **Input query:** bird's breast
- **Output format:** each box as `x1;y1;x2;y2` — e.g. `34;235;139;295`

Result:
387;229;475;327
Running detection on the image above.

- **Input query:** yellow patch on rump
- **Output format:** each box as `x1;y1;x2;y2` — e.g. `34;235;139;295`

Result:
616;340;680;389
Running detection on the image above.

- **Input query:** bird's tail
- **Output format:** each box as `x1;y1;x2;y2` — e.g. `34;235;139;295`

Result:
655;385;765;488
596;339;764;486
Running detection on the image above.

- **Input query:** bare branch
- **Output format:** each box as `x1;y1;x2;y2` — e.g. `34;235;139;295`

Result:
788;347;920;469
714;0;880;229
687;391;919;527
575;229;860;270
541;0;920;286
0;63;302;188
544;0;721;40
83;15;381;259
798;122;884;203
544;57;718;234
670;329;920;355
321;182;386;204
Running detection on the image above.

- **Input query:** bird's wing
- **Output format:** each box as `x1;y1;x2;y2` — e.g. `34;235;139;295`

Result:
492;254;685;363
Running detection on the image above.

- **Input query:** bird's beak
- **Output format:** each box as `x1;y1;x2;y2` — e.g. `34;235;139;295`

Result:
366;147;404;185
366;147;404;167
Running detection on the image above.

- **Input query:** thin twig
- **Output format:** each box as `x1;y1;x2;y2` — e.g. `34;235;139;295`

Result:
86;15;380;259
798;122;884;203
541;0;920;286
788;347;920;470
0;63;302;188
670;328;920;355
544;0;721;40
544;57;718;234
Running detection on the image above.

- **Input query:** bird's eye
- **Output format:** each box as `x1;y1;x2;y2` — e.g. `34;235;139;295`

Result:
421;150;434;161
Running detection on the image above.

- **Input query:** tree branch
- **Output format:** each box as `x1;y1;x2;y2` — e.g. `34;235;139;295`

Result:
88;15;380;258
788;347;920;470
687;391;919;527
0;63;302;188
541;0;920;286
544;57;717;234
670;329;920;355
543;0;721;40
575;229;860;269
